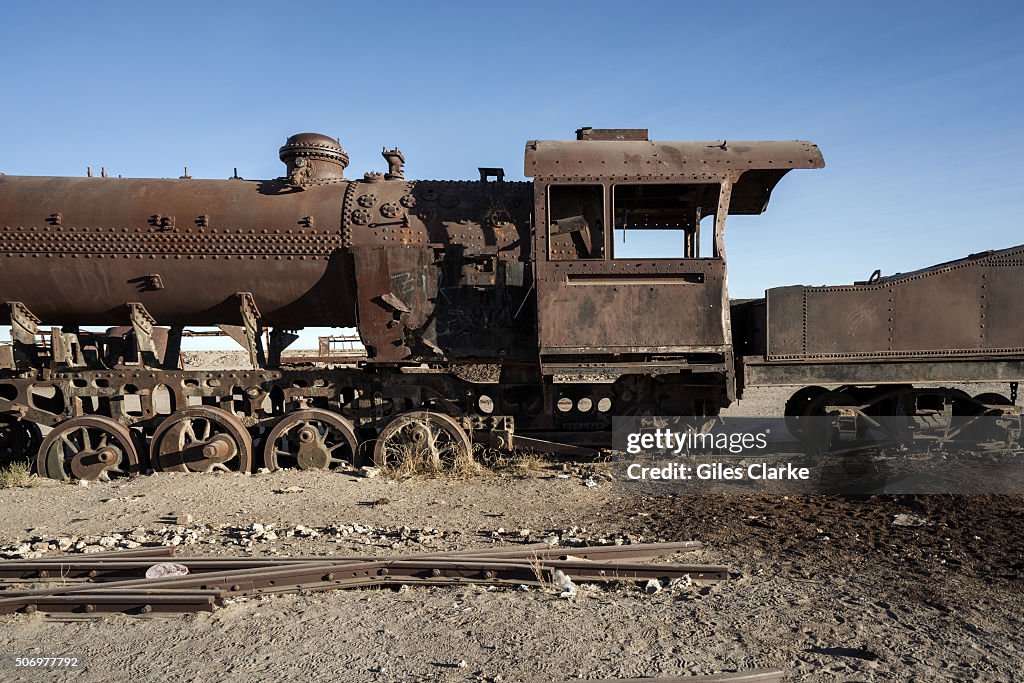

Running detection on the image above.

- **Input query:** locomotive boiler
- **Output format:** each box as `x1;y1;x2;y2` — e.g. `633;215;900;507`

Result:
0;128;1021;481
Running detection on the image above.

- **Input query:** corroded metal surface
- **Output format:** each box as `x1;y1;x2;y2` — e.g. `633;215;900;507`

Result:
2;127;1020;476
764;245;1024;361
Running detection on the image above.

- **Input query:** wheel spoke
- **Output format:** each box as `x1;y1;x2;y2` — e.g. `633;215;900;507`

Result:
184;419;197;445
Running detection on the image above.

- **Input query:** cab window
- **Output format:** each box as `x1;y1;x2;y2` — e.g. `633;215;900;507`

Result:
548;184;605;260
612;183;720;259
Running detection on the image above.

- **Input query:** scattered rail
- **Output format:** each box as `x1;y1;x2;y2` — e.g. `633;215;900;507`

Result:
0;542;724;615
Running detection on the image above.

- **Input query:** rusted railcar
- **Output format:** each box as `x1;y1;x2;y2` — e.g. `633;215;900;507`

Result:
0;128;1020;479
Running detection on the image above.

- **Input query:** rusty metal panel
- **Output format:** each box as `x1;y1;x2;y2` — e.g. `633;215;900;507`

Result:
537;260;727;351
982;258;1024;348
351;246;438;361
524;140;823;215
766;245;1024;361
743;358;1024;387
803;288;893;354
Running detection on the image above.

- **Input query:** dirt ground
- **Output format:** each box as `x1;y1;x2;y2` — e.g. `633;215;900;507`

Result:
1;386;1022;682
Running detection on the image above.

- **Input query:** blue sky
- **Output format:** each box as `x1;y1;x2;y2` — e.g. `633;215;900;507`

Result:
1;1;1021;348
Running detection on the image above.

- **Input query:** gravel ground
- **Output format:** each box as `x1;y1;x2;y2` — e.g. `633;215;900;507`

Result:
0;386;1021;682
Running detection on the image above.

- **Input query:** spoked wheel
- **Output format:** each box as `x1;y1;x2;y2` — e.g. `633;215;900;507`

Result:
263;409;359;471
800;390;858;452
150;406;253;474
784;386;828;442
372;411;473;472
36;416;139;481
0;415;42;466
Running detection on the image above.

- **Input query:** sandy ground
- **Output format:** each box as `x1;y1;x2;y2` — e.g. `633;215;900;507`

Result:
0;386;1021;682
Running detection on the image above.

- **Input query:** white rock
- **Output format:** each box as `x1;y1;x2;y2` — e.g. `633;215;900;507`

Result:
98;536;117;549
644;579;662;594
553;570;576;598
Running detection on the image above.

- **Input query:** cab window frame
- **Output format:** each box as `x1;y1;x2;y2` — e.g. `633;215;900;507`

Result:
610;181;724;260
546;182;608;261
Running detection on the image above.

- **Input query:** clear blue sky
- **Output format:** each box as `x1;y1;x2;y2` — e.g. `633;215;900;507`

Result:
1;1;1021;348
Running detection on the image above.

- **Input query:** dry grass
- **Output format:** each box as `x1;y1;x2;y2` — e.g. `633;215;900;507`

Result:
527;552;554;590
378;431;482;479
0;460;36;489
477;446;551;475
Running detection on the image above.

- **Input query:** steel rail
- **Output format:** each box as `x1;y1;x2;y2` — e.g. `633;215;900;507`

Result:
0;541;703;580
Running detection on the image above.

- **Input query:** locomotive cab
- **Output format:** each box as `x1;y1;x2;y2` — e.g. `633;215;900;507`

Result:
525;129;823;413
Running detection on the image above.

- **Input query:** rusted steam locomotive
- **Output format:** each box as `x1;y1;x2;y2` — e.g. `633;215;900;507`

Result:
1;128;1021;480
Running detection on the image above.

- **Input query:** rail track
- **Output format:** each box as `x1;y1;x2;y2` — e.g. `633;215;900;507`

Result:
0;542;726;616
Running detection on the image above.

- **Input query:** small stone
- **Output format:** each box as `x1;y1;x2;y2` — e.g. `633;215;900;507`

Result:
359;466;380;479
251;523;265;534
31;541;50;552
893;514;927;527
644;579;662;594
123;540;141;549
263;531;278;541
82;545;105;554
57;538;74;551
457;660;468;669
176;514;193;526
13;543;32;556
543;535;559;546
98;536;117;549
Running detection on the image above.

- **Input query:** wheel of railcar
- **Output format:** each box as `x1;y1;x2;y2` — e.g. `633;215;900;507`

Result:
36;416;138;482
973;392;1013;407
372;411;473;472
800;390;858;452
784;386;828;441
263;409;359;471
0;415;42;466
150;406;253;474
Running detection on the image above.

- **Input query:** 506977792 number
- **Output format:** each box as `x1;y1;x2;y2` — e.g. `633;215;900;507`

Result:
2;655;85;668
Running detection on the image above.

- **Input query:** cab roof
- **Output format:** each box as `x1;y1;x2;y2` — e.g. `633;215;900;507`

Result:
524;139;824;215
